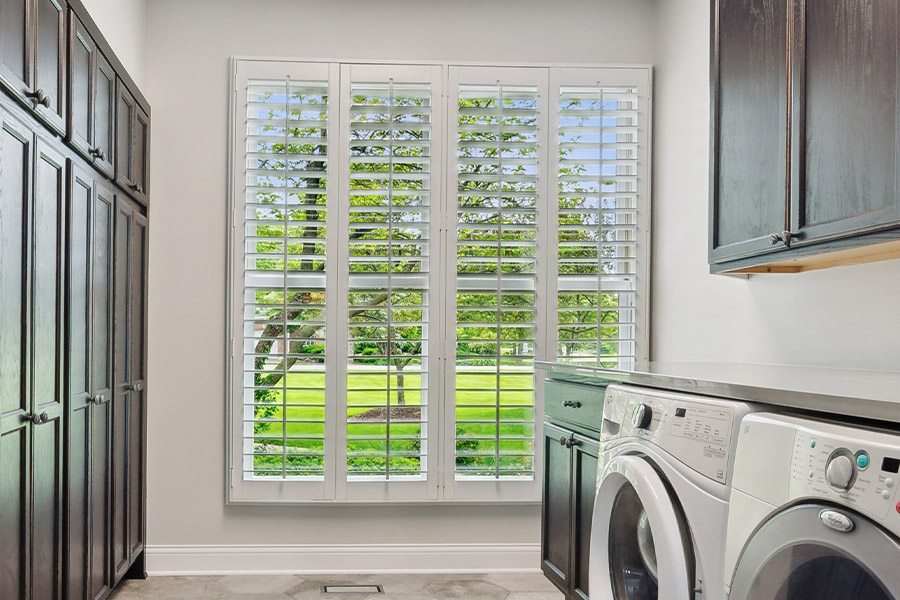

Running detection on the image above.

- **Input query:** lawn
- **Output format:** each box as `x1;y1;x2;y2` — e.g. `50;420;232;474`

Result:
251;369;535;477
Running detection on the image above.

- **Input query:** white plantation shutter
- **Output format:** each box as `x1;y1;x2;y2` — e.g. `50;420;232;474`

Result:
556;84;640;369
229;60;650;504
445;67;548;501
338;65;442;500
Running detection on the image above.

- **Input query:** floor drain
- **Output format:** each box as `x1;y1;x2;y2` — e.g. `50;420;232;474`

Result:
322;585;384;594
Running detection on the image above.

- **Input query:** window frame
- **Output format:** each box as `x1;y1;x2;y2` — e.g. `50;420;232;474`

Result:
226;58;652;505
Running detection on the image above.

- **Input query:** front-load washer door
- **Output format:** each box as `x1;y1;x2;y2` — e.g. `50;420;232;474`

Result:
730;504;900;600
589;454;694;600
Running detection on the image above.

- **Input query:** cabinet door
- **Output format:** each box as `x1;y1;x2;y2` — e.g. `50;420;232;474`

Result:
570;436;599;600
131;106;149;204
92;53;115;177
67;164;93;600
68;13;94;158
114;80;136;193
710;0;790;263
792;0;900;243
127;211;147;567
32;0;66;135
111;197;133;582
541;422;572;594
30;137;65;600
0;0;32;99
0;107;33;600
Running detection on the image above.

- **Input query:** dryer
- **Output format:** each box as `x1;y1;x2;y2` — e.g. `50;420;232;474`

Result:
589;384;759;600
724;413;900;599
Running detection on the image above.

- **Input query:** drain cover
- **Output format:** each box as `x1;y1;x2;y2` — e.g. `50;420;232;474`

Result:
322;585;384;594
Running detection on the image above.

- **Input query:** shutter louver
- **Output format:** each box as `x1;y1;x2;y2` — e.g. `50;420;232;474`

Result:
454;84;538;480
556;86;639;369
242;78;329;479
346;81;432;480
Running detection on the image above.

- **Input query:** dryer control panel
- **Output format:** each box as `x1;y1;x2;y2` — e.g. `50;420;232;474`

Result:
790;424;900;522
603;385;756;485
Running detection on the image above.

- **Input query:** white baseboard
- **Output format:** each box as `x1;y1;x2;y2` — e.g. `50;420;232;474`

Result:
146;543;542;576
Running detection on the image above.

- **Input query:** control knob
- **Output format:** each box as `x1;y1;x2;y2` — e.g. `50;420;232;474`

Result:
632;404;653;430
825;453;855;491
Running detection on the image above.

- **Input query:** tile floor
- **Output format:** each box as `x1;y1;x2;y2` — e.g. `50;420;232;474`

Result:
109;572;565;600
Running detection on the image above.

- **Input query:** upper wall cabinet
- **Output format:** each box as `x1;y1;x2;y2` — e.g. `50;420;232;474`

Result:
115;79;149;205
68;11;115;177
0;0;67;135
710;0;900;273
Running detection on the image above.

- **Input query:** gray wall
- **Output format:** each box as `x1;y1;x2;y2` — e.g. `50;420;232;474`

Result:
143;0;657;547
650;0;900;371
78;0;148;88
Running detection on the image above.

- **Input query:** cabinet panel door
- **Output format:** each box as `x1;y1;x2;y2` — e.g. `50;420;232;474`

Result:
67;164;93;600
68;13;93;157
131;106;149;204
793;0;900;242
114;80;135;192
30;138;65;600
33;0;66;134
541;422;572;594
93;53;115;177
0;109;32;600
111;197;132;582
710;0;789;263
127;212;147;562
91;180;114;599
570;437;599;600
0;0;32;101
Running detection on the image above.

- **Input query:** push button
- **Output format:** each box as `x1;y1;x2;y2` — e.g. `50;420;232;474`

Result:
857;453;870;469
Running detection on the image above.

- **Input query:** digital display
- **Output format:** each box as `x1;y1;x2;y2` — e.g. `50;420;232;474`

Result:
882;457;900;474
675;408;687;418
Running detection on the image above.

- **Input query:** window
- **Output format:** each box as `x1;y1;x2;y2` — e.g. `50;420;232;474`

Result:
229;60;651;503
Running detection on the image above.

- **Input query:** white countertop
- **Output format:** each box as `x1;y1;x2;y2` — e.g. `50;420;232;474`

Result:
535;361;900;424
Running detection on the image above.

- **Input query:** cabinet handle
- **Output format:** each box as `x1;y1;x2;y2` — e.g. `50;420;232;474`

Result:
565;438;581;449
559;436;568;447
129;383;143;392
562;400;582;409
769;231;799;247
130;184;144;194
25;89;50;108
24;412;49;425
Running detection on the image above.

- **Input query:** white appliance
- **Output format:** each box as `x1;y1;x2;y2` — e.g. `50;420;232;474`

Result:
589;384;759;600
724;413;900;599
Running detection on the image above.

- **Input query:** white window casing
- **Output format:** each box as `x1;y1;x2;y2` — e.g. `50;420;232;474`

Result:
227;59;651;504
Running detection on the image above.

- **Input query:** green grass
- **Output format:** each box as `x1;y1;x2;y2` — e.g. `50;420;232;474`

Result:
251;369;535;477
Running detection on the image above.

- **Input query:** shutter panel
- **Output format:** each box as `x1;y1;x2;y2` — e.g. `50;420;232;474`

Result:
345;79;433;481
556;85;640;369
453;78;541;482
242;77;329;480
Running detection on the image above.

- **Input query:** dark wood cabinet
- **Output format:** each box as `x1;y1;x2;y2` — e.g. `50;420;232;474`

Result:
115;81;148;205
710;0;900;272
67;12;114;177
0;106;65;600
541;380;604;600
0;0;67;135
2;1;149;596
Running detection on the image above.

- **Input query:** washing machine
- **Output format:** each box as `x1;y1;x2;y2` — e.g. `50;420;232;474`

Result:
589;384;760;600
724;412;900;599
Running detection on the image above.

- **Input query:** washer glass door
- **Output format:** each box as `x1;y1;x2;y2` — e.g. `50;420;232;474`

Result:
590;454;693;600
730;504;900;600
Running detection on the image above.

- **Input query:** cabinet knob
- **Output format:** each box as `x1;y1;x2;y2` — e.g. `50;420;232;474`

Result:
131;184;144;194
90;147;105;161
129;383;143;392
559;436;568;447
565;438;581;449
92;394;107;405
26;412;49;425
